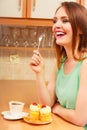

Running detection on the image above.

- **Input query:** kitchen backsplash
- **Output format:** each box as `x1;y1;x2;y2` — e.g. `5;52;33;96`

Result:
0;25;56;81
0;25;54;48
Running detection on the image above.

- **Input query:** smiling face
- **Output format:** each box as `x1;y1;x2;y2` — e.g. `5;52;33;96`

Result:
52;6;73;48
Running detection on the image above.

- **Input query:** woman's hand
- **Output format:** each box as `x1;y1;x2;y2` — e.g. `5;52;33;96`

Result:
52;102;61;114
29;49;44;73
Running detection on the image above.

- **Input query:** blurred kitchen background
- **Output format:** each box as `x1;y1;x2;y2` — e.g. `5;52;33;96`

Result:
0;0;86;82
0;0;87;108
0;25;55;81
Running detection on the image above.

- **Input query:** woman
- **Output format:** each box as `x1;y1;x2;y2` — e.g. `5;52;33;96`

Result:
29;2;87;129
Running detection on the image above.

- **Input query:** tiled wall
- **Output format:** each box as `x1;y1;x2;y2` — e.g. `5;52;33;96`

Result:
0;25;56;81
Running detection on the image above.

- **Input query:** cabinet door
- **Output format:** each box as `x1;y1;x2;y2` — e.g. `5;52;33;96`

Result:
29;0;78;19
0;0;26;18
84;0;87;8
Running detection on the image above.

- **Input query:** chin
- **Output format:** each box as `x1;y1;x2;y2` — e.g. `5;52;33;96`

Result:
56;39;64;45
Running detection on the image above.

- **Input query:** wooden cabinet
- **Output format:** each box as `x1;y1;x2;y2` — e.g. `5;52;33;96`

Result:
83;0;87;8
0;0;82;26
0;0;26;18
0;0;58;18
0;0;81;19
29;0;62;19
29;0;79;19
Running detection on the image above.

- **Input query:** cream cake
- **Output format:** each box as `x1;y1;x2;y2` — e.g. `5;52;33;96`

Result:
29;103;41;120
40;105;51;122
29;103;51;122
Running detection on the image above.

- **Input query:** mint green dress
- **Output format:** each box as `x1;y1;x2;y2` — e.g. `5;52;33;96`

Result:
56;61;87;130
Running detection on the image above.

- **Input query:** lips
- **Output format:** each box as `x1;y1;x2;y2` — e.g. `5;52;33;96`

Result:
55;31;66;38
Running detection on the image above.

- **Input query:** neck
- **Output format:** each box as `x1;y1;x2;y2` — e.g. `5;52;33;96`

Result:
65;57;77;65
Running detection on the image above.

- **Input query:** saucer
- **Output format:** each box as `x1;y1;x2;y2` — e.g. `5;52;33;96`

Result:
24;116;53;125
1;111;29;120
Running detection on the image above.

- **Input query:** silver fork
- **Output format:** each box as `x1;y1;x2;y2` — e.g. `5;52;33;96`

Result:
37;33;45;49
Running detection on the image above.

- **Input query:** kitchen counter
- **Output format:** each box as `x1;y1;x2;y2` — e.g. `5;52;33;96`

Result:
0;80;84;130
0;111;84;130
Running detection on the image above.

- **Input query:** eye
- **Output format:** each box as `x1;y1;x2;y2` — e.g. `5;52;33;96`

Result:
62;18;69;23
53;19;56;23
53;17;57;23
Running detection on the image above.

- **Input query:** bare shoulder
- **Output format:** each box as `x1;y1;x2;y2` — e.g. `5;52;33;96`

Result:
81;58;87;73
82;58;87;66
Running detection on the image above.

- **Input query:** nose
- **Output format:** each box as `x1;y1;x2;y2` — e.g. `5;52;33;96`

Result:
53;20;62;29
52;20;62;32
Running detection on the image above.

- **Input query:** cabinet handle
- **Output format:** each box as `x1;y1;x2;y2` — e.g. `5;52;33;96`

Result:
76;0;84;4
18;0;22;11
32;0;36;11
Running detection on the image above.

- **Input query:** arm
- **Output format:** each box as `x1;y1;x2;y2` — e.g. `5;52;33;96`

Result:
52;59;87;126
29;49;57;106
36;67;57;106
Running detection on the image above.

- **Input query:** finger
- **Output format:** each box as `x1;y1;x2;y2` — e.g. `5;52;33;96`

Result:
30;54;40;66
30;49;42;66
33;50;43;59
30;59;39;66
33;49;39;55
33;52;41;61
32;56;40;65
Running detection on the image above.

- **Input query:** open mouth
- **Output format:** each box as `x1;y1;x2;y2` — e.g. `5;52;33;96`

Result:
55;31;66;38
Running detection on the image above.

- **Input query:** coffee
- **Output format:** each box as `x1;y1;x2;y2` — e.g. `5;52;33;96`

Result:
9;101;24;116
11;103;21;105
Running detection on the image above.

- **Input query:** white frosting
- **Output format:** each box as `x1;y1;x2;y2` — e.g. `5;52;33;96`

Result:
40;106;51;114
30;104;40;111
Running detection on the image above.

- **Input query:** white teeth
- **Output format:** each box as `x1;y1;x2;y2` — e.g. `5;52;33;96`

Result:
56;32;64;35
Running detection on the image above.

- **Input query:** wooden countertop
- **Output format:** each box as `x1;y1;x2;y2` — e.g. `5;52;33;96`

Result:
0;80;84;130
0;110;84;130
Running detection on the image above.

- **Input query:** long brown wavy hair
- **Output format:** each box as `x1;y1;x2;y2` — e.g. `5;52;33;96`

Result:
53;2;87;69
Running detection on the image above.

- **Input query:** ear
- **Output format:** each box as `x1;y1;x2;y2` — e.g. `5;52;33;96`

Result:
78;28;82;35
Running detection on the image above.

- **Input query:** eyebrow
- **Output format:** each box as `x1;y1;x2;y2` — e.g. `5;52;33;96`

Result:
53;16;69;20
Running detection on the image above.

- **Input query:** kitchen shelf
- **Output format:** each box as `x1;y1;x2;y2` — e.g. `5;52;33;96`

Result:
0;18;53;27
0;46;54;51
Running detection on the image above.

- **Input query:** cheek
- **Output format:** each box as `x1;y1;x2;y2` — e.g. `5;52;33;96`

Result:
65;26;73;40
68;29;73;38
67;24;73;34
52;25;55;32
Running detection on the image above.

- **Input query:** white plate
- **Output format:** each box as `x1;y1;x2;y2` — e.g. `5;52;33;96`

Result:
1;111;29;120
23;116;53;125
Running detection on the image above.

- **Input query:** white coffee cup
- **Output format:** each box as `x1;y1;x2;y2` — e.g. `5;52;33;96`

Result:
9;101;24;117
